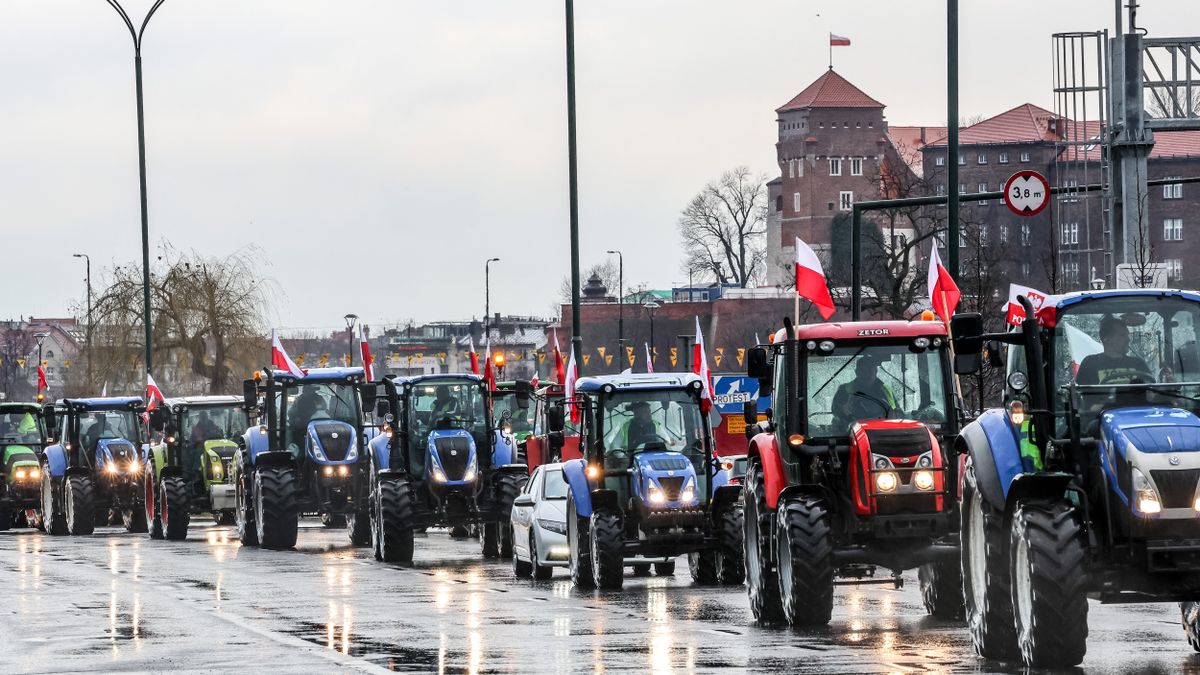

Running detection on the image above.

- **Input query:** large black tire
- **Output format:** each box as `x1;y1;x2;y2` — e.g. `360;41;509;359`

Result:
744;460;784;622
145;465;164;540
347;509;371;547
493;472;527;559
919;560;965;619
0;501;11;531
161;476;190;541
42;469;67;536
961;458;1017;659
589;509;625;590
654;560;676;576
377;479;415;563
567;490;594;589
631;564;651;577
1010;500;1088;668
716;504;746;585
122;487;148;533
254;467;298;550
235;464;258;547
776;495;834;626
64;474;95;536
480;523;500;559
530;534;553;580
689;550;719;584
1182;602;1200;651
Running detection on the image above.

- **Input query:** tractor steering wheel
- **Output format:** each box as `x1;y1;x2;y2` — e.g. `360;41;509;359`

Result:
631;435;670;452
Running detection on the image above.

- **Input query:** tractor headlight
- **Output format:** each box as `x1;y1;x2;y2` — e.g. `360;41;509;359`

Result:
1132;467;1162;515
106;461;118;475
873;455;891;470
463;455;478;482
875;472;898;493
431;467;448;483
211;462;223;479
917;452;933;468
648;484;665;504
130;458;140;474
29;467;40;480
680;477;695;503
914;470;935;491
14;468;26;480
323;466;334;477
337;465;349;477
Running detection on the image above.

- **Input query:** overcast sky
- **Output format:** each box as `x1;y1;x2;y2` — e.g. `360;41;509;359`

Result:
2;1;1195;333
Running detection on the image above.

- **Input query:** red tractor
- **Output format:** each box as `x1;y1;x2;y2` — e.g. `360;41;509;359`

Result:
522;383;583;473
742;316;963;625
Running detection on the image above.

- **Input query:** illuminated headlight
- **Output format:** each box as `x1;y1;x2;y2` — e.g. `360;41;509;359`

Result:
680;478;695;502
14;468;27;480
648;484;666;504
1132;467;1162;515
1194;496;1200;513
211;462;223;479
106;461;118;475
323;466;334;477
463;455;478;482
431;467;448;483
130;458;141;474
337;465;350;477
29;467;40;480
914;470;935;491
166;435;176;444
875;472;898;493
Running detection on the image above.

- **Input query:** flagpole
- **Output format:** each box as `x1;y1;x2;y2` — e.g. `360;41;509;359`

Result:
794;293;801;326
828;33;832;69
940;289;965;404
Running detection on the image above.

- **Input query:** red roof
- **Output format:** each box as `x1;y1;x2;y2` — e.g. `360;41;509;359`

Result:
926;103;1064;146
777;70;884;112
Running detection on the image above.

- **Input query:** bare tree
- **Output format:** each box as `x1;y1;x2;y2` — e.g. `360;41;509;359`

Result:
678;166;768;287
0;323;35;400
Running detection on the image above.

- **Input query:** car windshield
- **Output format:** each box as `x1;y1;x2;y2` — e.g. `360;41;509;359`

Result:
542;468;567;500
492;392;532;434
182;406;248;446
409;378;488;440
79;410;141;447
600;389;705;457
286;382;360;429
0;410;44;444
1054;295;1200;414
806;343;950;437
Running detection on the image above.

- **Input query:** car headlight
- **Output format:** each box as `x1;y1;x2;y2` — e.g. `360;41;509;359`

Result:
648;484;665;504
1133;467;1161;514
914;470;935;491
875;471;898;493
431;467;448;483
537;518;567;535
680;477;695;502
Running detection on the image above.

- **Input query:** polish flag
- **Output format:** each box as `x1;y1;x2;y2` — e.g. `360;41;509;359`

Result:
795;237;836;320
359;324;375;381
468;335;480;375
645;342;654;374
146;372;165;412
692;317;715;416
530;371;539;390
830;33;851;46
36;365;48;393
271;329;306;378
483;339;497;390
553;331;565;384
564;346;579;423
927;244;961;323
1004;284;1049;327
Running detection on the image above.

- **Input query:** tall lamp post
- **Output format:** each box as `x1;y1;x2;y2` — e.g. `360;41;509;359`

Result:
643;299;659;367
344;314;358;367
102;0;169;378
607;249;623;367
485;257;500;337
73;253;92;386
564;0;583;371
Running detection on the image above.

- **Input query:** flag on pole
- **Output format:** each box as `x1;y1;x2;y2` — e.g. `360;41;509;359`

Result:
553;331;565;384
483;339;496;390
644;342;654;374
794;236;836;320
530;371;539;390
36;365;48;393
359;325;375;381
829;33;851;46
100;382;108;397
927;244;961;323
146;372;165;412
692;317;714;416
468;336;480;375
564;346;579;423
271;329;306;378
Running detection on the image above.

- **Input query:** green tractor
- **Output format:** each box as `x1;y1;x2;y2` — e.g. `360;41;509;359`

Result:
0;403;47;529
145;396;249;540
491;381;536;449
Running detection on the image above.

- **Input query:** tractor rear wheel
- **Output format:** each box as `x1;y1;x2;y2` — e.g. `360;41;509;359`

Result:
42;469;66;536
1010;500;1088;668
744;461;783;622
1182;602;1200;651
377;478;415;563
962;458;1017;659
688;550;719;585
235;464;258;546
716;504;745;585
254;467;298;550
347;509;371;547
145;465;164;540
919;559;964;619
161;476;190;541
480;523;500;559
567;490;594;589
64;474;95;536
776;495;834;627
123;488;148;534
493;472;527;559
0;500;11;531
589;509;624;590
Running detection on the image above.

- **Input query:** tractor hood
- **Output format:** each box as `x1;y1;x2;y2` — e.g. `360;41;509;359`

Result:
306;420;358;464
634;450;699;507
4;445;39;477
427;429;478;483
1100;407;1200;459
203;438;239;459
96;438;138;464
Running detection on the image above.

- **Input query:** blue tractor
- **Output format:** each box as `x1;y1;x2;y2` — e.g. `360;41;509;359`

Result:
40;397;148;535
233;367;373;550
954;289;1200;667
363;374;528;562
556;373;744;590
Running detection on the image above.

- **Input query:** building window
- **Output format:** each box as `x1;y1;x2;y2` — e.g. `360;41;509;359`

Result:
959;183;967;194
775;195;782;212
1061;178;1079;203
935;184;946;196
1063;260;1080;285
1061;222;1079;245
1165;218;1184;241
1021;261;1031;276
978;182;988;205
977;153;987;165
935;155;945;167
818;121;824;128
700;291;709;301
980;224;989;245
793;192;801;212
1021;223;1031;246
850;158;863;176
839;191;854;211
829;159;842;176
958;155;967;165
797;160;804;177
787;160;795;179
999;152;1009;164
1168;259;1184;280
1020;152;1031;162
1000;224;1009;245
1164;178;1184;199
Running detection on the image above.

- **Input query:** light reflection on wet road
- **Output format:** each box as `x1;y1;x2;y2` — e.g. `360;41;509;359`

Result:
2;522;1200;673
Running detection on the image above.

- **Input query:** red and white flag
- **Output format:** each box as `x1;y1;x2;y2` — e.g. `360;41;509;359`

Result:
468;336;480;375
530;371;539;390
563;346;579;423
36;365;48;393
1004;283;1049;326
553;331;565;384
645;342;654;374
146;372;165;412
359;325;375;381
927;244;961;323
483;339;497;390
795;237;836;320
830;33;851;46
271;329;306;378
693;317;715;416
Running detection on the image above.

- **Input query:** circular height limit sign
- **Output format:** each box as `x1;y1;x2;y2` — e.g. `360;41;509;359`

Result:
1003;170;1050;216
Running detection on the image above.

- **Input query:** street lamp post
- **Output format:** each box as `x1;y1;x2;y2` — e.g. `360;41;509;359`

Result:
607;250;623;368
73;253;92;386
102;0;169;378
344;314;358;367
564;0;583;371
643;299;659;367
485;258;500;337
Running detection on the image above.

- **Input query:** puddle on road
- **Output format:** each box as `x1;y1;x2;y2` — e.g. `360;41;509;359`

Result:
280;619;450;673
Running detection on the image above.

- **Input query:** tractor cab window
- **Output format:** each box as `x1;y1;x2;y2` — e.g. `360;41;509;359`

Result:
0;411;44;444
409;379;488;443
79;410;141;450
806;343;950;438
183;407;248;448
491;392;533;434
600;390;704;460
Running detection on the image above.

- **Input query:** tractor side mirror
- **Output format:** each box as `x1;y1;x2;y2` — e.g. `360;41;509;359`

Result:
42;405;56;437
743;400;758;426
985;340;1005;369
148;407;167;431
547;405;565;433
746;347;770;379
359;382;377;415
242;379;258;410
515;380;532;410
950;313;984;375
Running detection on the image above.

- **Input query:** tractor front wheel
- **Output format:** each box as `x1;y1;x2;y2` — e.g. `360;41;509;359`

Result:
161;476;190;541
254;467;298;550
743;460;783;622
493;472;527;559
919;559;964;619
589;509;624;590
0;499;11;532
347;509;371;547
962;458;1017;659
688;551;719;584
42;468;66;536
377;478;415;563
567;490;594;589
776;495;834;627
1182;603;1200;651
64;474;95;536
145;464;164;540
716;504;745;585
1010;500;1088;668
235;464;258;546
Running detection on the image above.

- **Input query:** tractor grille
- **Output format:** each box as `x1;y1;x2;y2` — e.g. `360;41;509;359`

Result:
657;476;685;500
434;436;472;480
1151;469;1200;509
107;441;135;462
313;423;352;461
647;457;690;471
863;427;932;457
208;442;237;459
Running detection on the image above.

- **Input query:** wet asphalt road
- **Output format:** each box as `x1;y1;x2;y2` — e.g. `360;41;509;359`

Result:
1;522;1199;674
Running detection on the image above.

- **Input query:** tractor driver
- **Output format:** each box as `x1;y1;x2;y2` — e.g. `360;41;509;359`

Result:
430;386;459;426
831;352;897;432
191;410;222;446
84;414;114;452
617;401;662;450
1076;315;1154;407
289;385;326;443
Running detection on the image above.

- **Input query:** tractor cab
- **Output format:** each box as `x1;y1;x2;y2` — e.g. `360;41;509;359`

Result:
524;383;582;472
490;380;534;444
0;402;48;529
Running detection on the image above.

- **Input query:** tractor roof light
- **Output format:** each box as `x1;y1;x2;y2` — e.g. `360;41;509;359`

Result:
920;310;937;321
